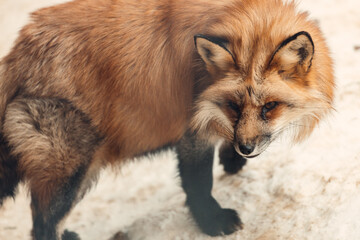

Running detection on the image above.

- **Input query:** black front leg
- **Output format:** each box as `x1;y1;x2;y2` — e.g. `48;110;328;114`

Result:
176;132;242;236
219;141;247;174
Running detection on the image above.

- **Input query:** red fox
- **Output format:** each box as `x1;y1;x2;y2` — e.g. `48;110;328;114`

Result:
0;0;334;239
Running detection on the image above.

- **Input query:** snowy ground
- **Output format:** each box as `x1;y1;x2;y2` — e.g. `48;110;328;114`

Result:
0;0;360;239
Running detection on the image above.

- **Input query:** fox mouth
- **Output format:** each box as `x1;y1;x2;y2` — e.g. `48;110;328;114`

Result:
243;153;260;159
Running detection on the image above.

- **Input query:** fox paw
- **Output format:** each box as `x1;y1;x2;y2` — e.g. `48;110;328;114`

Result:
189;197;242;236
62;230;80;240
219;145;247;174
203;208;242;236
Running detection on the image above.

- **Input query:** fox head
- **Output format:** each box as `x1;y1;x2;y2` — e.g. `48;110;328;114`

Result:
190;2;334;158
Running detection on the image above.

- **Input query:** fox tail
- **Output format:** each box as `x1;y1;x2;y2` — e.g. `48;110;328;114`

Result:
0;133;20;206
0;62;21;206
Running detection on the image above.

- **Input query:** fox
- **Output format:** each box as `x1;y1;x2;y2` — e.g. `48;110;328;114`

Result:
0;0;334;239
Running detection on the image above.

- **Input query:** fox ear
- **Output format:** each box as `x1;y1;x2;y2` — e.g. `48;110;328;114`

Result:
194;34;236;74
269;31;314;78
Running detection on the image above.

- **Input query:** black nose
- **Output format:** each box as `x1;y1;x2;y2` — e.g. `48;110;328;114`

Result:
239;144;255;155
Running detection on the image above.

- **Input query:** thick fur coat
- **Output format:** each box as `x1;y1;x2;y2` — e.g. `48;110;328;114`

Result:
0;0;334;239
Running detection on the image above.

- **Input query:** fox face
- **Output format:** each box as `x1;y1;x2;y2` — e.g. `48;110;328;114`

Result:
191;31;333;158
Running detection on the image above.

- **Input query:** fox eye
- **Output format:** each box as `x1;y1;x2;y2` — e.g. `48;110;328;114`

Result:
262;101;278;120
264;101;278;111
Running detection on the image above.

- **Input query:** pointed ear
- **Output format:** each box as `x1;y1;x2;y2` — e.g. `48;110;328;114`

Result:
194;34;236;74
269;31;314;79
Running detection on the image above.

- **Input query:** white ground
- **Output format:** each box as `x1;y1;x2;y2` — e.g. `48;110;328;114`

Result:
0;0;359;239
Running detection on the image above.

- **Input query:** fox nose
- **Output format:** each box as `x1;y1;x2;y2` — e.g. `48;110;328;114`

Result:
239;144;255;155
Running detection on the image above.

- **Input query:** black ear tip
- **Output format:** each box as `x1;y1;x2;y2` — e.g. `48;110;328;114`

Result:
297;31;314;46
194;34;206;47
193;34;237;66
194;35;200;46
282;31;314;50
269;30;315;66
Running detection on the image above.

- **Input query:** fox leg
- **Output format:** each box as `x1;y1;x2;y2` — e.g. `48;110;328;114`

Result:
176;132;242;236
3;98;102;240
219;141;247;174
30;166;85;240
30;153;103;240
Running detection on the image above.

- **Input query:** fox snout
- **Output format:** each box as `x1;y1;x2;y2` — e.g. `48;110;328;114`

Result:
234;134;271;158
238;143;254;155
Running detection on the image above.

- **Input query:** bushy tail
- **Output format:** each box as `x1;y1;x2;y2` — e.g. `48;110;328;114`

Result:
0;63;21;206
0;133;20;206
0;62;20;126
